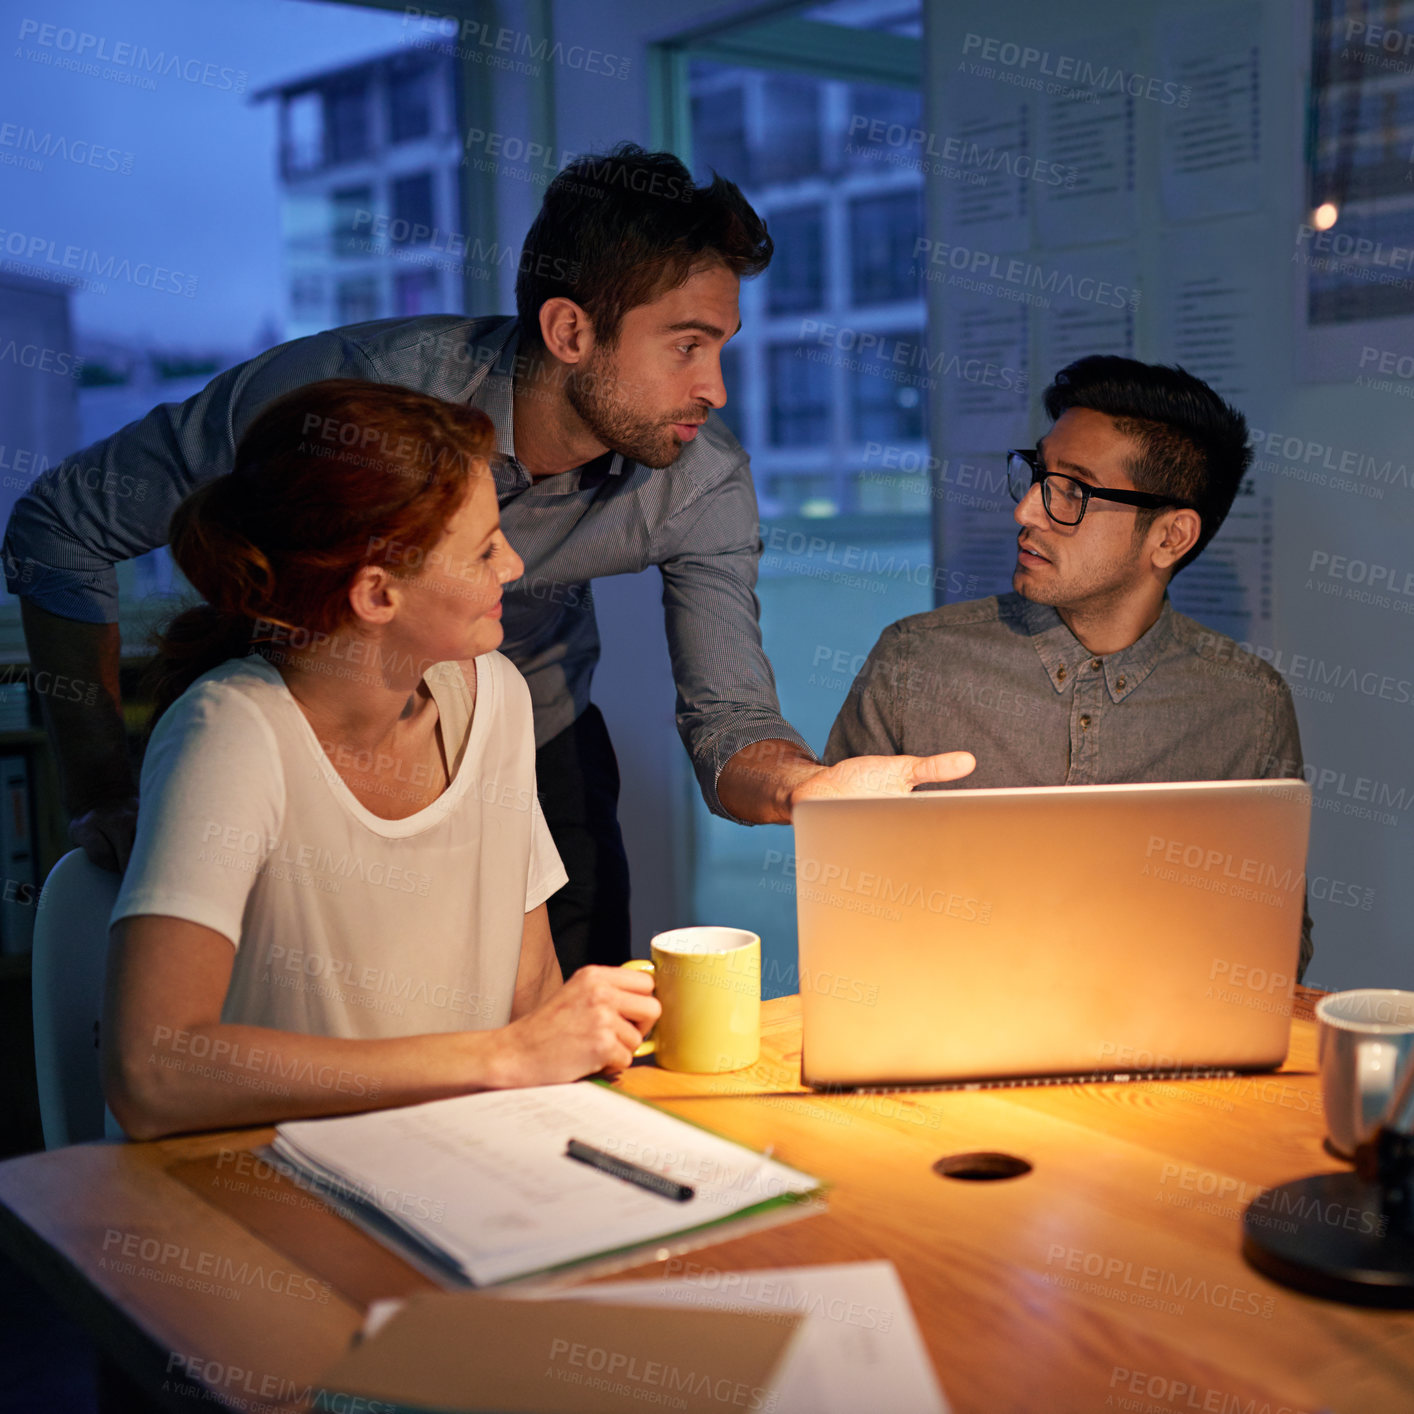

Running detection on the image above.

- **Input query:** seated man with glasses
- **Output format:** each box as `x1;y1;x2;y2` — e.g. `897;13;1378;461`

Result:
825;354;1313;978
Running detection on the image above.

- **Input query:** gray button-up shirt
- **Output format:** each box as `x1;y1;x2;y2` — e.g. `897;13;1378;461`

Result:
2;314;810;817
825;592;1313;974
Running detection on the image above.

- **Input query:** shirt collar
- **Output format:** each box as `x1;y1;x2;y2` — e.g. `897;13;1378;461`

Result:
483;322;627;497
481;329;527;498
1019;598;1090;694
1105;598;1177;700
483;330;519;459
1021;595;1177;701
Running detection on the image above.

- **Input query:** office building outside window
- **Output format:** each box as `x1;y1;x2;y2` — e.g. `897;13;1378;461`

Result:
395;268;442;316
284;91;324;174
336;276;379;324
766;206;826;314
256;51;463;340
694;83;750;184
689;60;927;518
325;80;370;165
388;61;435;144
850;189;923;305
755;75;823;184
679;1;930;980
768;342;832;450
391;172;435;243
331;184;372;258
290;274;324;320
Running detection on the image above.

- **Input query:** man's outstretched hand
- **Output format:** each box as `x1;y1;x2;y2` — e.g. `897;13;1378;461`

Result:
717;739;976;824
788;751;976;808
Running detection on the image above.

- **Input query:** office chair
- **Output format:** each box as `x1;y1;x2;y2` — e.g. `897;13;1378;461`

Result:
31;849;123;1147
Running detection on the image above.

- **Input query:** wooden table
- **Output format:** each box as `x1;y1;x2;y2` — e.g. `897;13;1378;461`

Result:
2;991;1411;1413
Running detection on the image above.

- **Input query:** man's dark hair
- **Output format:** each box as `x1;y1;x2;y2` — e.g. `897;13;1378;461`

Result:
515;142;772;352
1042;355;1252;575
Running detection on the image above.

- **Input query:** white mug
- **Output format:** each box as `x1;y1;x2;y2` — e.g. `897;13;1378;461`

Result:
1315;989;1414;1158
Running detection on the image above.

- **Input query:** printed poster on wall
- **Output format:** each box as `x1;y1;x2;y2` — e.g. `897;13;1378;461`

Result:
1036;243;1141;379
1159;1;1263;221
1158;222;1273;644
1035;31;1140;247
937;73;1036;255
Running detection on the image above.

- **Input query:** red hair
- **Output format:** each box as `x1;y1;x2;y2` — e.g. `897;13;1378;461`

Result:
149;379;495;721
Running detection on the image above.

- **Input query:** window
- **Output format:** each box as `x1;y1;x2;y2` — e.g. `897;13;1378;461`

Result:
673;15;928;990
850;191;923;305
395;268;442;316
841;82;923;171
716;343;745;440
0;0;427;672
285;91;324;173
336;276;380;323
756;76;822;184
331;184;373;258
685;61;926;505
768;342;831;446
388;62;435;143
766;472;837;515
1307;0;1414;323
850;332;926;443
391;172;436;243
325;80;370;165
1299;0;1414;372
766;206;825;314
692;83;749;182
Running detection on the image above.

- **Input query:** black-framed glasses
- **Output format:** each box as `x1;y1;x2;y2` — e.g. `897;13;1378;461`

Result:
1006;449;1195;527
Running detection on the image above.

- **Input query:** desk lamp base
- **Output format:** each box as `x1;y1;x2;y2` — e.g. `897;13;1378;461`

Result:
1242;1171;1414;1307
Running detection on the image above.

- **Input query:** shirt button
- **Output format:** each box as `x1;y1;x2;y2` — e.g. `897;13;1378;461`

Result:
1116;675;1126;690
1079;714;1091;729
1090;658;1102;671
1056;665;1066;682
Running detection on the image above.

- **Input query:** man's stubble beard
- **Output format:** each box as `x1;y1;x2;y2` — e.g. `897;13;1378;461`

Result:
565;344;699;470
1013;539;1148;613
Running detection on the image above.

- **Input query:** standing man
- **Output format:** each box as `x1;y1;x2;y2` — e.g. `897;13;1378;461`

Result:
5;143;972;976
825;356;1314;978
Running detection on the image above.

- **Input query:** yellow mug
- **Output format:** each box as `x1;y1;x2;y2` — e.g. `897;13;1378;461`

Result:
623;926;761;1073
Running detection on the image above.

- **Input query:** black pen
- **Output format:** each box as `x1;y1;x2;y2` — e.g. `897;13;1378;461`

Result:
566;1138;695;1202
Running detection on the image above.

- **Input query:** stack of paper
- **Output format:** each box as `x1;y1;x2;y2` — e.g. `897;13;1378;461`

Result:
272;1081;822;1285
540;1261;949;1414
325;1291;804;1414
326;1261;950;1414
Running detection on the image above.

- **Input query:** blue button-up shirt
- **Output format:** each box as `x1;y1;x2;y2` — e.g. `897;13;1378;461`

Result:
2;315;811;817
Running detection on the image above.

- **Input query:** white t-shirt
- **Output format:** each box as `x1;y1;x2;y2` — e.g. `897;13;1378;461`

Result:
113;652;567;1039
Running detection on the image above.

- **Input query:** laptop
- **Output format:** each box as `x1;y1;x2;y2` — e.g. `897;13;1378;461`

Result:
793;779;1311;1089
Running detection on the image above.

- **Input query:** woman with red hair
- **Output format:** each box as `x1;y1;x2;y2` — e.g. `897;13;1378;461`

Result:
103;380;657;1140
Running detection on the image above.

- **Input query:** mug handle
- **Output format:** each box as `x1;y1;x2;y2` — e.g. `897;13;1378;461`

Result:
622;959;656;1058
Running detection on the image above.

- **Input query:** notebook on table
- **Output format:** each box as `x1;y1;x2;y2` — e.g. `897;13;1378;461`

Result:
270;1079;823;1286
